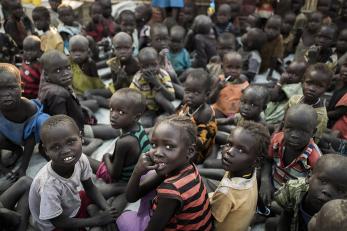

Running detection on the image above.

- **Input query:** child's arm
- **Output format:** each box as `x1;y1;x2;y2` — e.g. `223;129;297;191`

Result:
16;135;36;177
259;158;274;206
143;71;175;101
82;178;109;210
209;79;225;104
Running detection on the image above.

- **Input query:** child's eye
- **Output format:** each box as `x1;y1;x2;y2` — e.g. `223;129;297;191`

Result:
151;143;157;148
165;145;174;150
52;145;60;151
67;140;75;145
56;68;61;73
119;110;124;115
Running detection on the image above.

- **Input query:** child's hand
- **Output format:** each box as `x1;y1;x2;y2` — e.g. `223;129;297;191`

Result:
93;208;119;226
134;151;158;174
143;69;160;86
259;180;274;207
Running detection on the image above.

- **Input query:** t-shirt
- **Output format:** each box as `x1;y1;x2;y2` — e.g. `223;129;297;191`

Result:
260;35;284;73
40;27;64;53
168;48;191;75
29;154;92;231
210;171;258;231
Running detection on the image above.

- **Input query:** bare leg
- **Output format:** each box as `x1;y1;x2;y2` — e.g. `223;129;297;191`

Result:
87;156;101;173
81;99;99;112
140;111;157;128
92;125;120;140
95;180;127;199
82;138;103;156
155;93;175;114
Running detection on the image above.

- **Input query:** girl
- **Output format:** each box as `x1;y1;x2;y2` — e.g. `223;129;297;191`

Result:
178;68;217;165
118;115;213;231
0;63;49;181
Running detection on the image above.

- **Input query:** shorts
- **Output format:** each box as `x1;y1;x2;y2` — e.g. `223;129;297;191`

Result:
96;161;112;183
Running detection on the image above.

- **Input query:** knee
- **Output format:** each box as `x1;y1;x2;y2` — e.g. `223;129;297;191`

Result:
18;176;33;190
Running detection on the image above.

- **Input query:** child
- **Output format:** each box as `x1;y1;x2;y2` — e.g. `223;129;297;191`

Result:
20;35;43;99
69;35;105;95
260;104;322;206
260;15;284;74
336;29;347;64
275;154;347;231
239;28;267;82
305;25;337;71
135;4;152;49
210;121;270;231
177;2;196;29
118;10;139;56
57;4;82;54
29;115;118;230
288;63;331;142
0;63;49;179
88;88;151;194
130;47;175;127
281;12;296;57
98;0;117;37
265;61;307;125
107;32;140;91
168;25;191;76
308;199;347;231
214;4;234;35
85;2;109;42
0;176;32;231
32;6;64;53
177;68;217;164
120;115;213;230
0;30;18;63
48;0;62;28
211;52;249;118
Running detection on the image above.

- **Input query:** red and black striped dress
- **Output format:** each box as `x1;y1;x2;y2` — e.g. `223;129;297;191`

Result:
152;164;213;231
20;61;42;99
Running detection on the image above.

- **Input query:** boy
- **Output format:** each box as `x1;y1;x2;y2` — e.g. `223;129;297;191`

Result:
20;35;43;99
130;47;175;127
214;4;234;35
32;6;64;53
29;115;118;230
260;104;322;206
85;2;109;42
275;154;347;231
281;12;296;57
118;10;138;56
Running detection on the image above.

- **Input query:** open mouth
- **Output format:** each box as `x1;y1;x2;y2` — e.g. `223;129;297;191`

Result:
63;155;76;163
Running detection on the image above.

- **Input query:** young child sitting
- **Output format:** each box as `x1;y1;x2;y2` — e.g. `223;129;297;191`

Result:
275;154;347;231
178;68;217;165
211;52;249;118
281;12;296;57
20;35;43;99
29;115;118;230
260;15;284;74
288;63;331;142
88;88;151;194
0;176;32;231
168;25;191;76
119;115;213;231
98;0;117;38
135;4;152;49
308;199;347;231
260;104;322;206
57;4;82;54
85;2;109;43
214;4;235;35
32;6;64;53
336;29;347;64
265;61;307;125
118;10;139;56
210;121;270;231
0;63;49;180
130;47;175;127
239;28;267;82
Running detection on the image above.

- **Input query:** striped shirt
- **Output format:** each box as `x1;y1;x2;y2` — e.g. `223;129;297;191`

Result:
20;61;42;99
152;164;213;231
130;69;175;111
269;132;322;189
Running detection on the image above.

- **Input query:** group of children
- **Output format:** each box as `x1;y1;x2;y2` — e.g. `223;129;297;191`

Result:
1;0;347;230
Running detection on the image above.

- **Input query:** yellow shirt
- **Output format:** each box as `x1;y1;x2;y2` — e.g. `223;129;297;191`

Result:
40;27;64;53
210;171;258;231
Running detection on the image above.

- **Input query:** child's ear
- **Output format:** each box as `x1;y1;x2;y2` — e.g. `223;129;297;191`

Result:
187;144;196;160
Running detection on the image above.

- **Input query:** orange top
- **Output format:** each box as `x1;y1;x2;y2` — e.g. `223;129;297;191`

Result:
332;93;347;139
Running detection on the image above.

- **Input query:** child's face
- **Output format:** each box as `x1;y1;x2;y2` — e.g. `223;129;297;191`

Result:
109;94;138;129
292;0;304;12
281;14;295;35
315;27;334;49
0;72;21;111
282;63;304;84
69;41;89;65
242;30;256;51
91;5;103;23
216;6;231;24
183;76;207;108
43;123;82;168
240;88;264;120
140;55;160;75
317;0;331;15
49;0;62;12
11;4;24;19
120;16;136;36
223;55;242;81
99;0;112;18
308;14;322;32
178;6;194;26
113;37;133;62
342;1;347;18
336;30;347;54
222;127;257;174
169;33;184;53
23;40;42;62
45;56;72;87
265;18;281;41
306;163;347;213
150;123;191;176
229;2;240;20
303;70;329;103
32;12;50;31
151;28;169;51
218;39;235;58
283;112;314;151
58;7;75;26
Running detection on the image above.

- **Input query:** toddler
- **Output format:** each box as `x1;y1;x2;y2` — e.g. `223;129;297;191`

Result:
29;115;118;230
32;6;64;53
0;63;49;180
85;2;109;42
135;4;152;49
119;115;213;230
98;0;116;37
211;121;270;231
214;4;235;35
178;68;217;164
168;25;191;76
281;12;296;57
48;0;61;28
275;154;347;231
177;2;196;29
118;10;139;56
336;29;347;65
288;63;331;142
130;47;175;127
260;104;322;206
20;35;43;99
